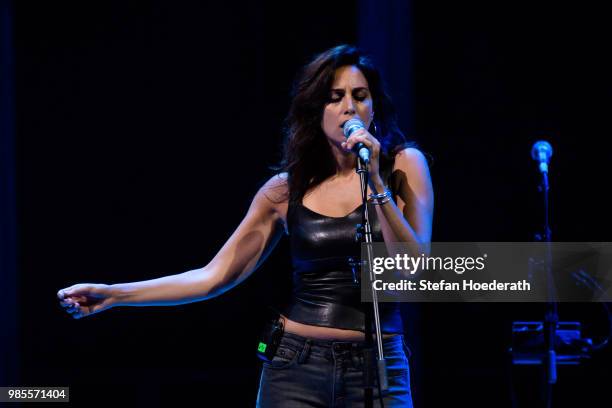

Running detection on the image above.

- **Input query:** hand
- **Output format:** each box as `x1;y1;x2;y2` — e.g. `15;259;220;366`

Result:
57;283;115;319
341;128;385;189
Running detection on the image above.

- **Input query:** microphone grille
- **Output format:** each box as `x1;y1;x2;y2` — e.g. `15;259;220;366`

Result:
531;140;553;161
343;118;365;138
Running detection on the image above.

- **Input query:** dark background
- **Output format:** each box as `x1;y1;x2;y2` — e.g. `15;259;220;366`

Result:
2;0;610;406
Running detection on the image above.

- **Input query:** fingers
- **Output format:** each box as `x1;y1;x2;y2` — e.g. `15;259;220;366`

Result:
62;301;83;319
57;289;67;300
66;302;79;313
57;284;109;320
58;284;94;301
58;293;90;318
343;130;380;152
57;284;80;300
59;298;75;308
58;285;85;319
58;291;87;304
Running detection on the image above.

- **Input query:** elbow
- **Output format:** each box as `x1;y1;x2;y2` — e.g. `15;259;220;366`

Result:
188;267;226;301
195;264;244;300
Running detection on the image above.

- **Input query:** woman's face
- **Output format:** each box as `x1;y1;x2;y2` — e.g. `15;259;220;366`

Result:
321;65;374;148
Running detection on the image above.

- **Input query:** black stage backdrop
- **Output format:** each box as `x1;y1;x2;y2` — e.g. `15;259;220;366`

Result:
10;0;611;407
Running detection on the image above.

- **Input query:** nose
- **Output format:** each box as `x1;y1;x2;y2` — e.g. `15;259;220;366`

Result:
342;95;356;116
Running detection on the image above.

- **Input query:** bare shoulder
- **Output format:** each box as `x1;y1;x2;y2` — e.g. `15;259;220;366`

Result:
254;172;289;225
392;147;433;204
258;172;289;202
393;147;429;171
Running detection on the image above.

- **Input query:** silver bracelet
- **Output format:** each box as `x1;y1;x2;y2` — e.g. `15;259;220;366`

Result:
369;188;392;200
369;188;392;205
371;195;392;205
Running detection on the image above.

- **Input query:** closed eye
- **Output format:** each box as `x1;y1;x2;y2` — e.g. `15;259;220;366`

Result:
353;88;369;101
329;90;344;103
328;87;370;103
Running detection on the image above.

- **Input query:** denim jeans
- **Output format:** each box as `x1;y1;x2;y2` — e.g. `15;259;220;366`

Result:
256;331;413;407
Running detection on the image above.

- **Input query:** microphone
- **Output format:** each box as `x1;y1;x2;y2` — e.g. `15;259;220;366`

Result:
531;140;553;174
342;118;370;163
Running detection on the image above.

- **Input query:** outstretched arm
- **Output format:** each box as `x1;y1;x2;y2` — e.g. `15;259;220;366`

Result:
58;174;288;318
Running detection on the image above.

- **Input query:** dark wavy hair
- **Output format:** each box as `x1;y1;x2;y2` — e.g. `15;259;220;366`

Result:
277;44;413;204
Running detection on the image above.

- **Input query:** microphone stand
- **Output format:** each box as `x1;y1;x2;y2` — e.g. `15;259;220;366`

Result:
355;156;388;408
539;170;558;408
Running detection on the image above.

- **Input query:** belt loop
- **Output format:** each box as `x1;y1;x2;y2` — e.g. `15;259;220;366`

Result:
298;339;312;364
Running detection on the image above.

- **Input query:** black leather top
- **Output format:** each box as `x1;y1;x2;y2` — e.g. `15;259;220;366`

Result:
283;201;404;334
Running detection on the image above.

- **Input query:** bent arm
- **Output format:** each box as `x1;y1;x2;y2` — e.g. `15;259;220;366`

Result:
110;175;287;307
372;148;434;255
